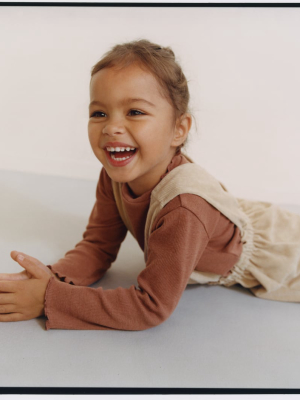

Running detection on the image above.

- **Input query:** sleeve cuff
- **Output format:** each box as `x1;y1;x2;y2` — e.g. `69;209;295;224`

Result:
46;265;74;285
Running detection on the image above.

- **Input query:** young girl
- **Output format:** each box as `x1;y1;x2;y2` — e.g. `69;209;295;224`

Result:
1;40;300;330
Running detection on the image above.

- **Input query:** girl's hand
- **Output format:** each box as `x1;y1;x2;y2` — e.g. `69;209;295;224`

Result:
0;251;57;322
0;251;60;282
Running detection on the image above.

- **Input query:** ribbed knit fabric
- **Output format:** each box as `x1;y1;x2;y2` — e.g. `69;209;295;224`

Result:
45;151;243;330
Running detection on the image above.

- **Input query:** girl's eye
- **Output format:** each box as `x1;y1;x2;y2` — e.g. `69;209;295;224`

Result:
91;111;106;118
128;109;145;116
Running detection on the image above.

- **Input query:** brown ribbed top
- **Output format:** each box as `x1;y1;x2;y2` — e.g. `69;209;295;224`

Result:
45;152;243;330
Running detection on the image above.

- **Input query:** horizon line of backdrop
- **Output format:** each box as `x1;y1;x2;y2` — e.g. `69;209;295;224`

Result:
0;6;299;204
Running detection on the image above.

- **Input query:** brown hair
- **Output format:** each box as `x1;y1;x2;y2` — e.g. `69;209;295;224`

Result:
91;39;191;149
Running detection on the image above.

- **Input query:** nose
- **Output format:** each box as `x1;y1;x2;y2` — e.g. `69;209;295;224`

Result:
102;117;126;137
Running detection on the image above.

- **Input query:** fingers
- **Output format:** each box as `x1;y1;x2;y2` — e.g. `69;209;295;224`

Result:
10;251;48;280
0;271;29;281
0;273;19;281
10;251;44;269
10;250;20;261
0;280;18;293
0;293;15;304
0;289;20;320
0;313;24;322
0;278;47;321
0;304;16;314
11;250;39;265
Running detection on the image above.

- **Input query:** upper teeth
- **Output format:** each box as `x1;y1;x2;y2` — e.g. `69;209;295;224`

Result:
106;146;135;152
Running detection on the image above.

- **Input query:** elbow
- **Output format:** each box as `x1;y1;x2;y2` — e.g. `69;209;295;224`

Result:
135;315;169;331
134;299;173;331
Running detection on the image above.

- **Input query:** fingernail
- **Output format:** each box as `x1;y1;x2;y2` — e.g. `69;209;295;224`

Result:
17;254;24;261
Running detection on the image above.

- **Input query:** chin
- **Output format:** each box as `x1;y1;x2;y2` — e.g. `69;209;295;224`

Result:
104;170;131;184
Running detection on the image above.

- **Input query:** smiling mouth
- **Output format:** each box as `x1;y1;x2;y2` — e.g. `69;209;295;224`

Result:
105;146;137;162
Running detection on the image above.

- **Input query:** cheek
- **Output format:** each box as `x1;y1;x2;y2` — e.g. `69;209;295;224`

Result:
88;122;99;146
155;115;176;137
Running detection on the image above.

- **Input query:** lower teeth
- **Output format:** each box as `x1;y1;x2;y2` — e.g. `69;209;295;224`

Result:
111;153;131;161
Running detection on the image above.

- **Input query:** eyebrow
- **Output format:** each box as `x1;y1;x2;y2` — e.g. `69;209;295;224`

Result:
89;98;156;108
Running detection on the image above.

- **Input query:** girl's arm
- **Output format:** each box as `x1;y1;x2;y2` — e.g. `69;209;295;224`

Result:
47;168;128;286
0;168;127;323
45;203;211;331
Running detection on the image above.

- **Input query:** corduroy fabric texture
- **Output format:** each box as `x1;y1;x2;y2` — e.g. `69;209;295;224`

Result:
113;161;300;302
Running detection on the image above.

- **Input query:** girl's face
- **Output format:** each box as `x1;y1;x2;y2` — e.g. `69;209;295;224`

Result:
88;63;188;196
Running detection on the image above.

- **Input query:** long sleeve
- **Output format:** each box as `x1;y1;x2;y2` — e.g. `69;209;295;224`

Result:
45;202;210;330
48;168;128;286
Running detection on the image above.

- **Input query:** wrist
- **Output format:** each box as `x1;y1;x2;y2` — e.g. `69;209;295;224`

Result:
46;265;61;281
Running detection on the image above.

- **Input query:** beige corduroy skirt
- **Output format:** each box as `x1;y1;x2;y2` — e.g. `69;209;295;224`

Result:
219;198;300;302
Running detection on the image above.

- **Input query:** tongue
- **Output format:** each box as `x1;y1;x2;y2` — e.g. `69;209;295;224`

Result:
113;150;136;158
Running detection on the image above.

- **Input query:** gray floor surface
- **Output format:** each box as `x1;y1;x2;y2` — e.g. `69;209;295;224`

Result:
0;169;300;388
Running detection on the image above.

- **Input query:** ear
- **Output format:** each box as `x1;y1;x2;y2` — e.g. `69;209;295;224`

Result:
171;113;192;148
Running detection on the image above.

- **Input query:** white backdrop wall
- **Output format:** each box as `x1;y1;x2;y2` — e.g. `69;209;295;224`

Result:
0;6;299;204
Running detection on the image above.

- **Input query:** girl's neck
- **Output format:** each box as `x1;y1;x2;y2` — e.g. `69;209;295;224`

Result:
127;149;182;198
